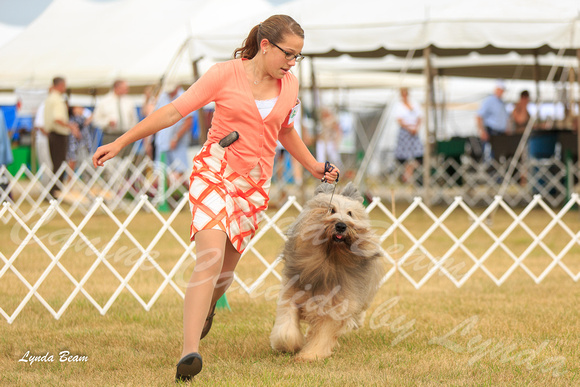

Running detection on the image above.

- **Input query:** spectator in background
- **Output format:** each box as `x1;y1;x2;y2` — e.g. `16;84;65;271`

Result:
154;84;192;179
67;104;93;172
274;100;304;186
394;87;423;183
141;85;158;119
511;90;530;134
316;107;343;169
511;90;532;186
33;89;53;184
477;79;509;141
141;85;158;160
0;109;13;193
44;77;80;196
92;79;138;157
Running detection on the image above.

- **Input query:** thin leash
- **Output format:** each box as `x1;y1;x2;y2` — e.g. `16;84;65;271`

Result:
322;161;340;211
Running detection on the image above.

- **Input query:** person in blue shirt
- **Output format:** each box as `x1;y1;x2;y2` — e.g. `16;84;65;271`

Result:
476;79;509;142
0;109;14;193
153;83;192;179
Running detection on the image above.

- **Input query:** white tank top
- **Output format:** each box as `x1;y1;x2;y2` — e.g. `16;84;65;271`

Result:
255;97;278;119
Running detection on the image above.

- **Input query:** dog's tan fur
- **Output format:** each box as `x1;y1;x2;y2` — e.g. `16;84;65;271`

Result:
270;183;385;360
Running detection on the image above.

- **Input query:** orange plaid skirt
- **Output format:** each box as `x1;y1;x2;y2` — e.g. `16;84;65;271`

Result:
188;143;271;253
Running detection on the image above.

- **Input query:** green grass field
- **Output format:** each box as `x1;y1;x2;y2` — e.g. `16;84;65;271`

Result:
1;203;579;386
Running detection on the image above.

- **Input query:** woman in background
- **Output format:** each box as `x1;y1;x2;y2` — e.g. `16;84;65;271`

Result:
394;88;423;183
511;90;530;134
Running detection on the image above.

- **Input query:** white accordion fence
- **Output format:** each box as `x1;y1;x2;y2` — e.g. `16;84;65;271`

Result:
0;194;580;323
1;157;579;324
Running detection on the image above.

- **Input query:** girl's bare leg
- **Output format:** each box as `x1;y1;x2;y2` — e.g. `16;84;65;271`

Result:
211;238;241;305
181;229;227;358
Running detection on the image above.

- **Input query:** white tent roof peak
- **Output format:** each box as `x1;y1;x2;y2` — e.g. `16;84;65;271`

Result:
194;0;580;59
0;0;207;89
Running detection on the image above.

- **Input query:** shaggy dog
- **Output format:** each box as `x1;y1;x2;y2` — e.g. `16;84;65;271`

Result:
270;183;385;360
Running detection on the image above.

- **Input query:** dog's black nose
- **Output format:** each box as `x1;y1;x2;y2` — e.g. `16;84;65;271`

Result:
335;222;347;233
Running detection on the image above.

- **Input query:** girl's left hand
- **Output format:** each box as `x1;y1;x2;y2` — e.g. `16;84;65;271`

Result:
92;141;122;167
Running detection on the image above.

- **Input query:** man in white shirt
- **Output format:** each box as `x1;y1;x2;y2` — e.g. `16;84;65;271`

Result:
93;79;138;157
44;77;80;196
33;93;53;185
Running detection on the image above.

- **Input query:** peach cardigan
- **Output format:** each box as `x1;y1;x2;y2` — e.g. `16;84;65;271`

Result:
172;58;299;179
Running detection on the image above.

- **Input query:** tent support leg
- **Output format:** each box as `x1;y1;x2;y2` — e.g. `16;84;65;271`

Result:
423;46;433;204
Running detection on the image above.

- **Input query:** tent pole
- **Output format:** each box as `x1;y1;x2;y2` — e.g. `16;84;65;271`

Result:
567;67;575;200
423;46;432;204
577;49;580;172
431;70;439;137
353;100;394;188
297;59;305;202
192;58;208;144
310;56;320;151
441;71;448;139
533;50;541;104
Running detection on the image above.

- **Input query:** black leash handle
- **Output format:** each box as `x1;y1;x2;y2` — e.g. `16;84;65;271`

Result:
219;131;239;147
321;161;339;183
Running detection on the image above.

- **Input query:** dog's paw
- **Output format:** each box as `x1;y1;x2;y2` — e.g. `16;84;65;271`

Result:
271;337;304;353
296;349;331;361
270;329;304;353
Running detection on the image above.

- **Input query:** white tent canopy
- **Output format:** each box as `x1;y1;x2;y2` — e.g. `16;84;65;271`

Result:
0;24;25;51
0;0;274;90
0;0;196;88
191;0;580;60
1;0;580;90
186;0;580;96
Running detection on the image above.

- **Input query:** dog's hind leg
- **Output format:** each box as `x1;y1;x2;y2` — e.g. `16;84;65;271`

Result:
297;317;345;361
270;292;304;353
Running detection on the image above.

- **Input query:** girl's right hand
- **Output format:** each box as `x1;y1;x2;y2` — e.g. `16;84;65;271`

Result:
314;161;340;183
92;142;122;167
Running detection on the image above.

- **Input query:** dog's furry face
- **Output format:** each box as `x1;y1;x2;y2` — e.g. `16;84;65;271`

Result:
310;183;370;253
284;183;381;278
271;183;385;360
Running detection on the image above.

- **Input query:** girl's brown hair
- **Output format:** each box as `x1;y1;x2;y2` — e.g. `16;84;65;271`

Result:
234;15;304;59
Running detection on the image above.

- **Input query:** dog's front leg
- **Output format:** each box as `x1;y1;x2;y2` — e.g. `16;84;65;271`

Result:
297;317;345;361
270;289;304;353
